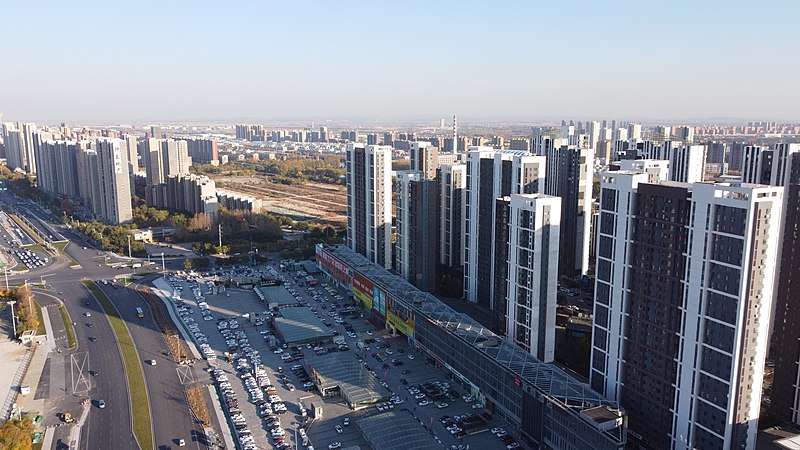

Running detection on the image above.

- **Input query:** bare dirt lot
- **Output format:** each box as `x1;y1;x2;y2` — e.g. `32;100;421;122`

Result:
216;176;347;225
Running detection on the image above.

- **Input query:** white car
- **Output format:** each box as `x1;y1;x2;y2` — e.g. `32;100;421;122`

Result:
85;312;91;317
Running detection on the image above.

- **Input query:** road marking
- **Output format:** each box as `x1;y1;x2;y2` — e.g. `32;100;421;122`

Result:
70;352;91;393
176;366;195;385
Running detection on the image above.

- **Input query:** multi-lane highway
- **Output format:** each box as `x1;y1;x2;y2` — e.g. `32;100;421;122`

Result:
1;192;207;450
93;279;207;449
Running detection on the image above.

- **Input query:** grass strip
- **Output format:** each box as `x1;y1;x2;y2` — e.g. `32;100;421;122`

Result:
33;300;45;335
22;244;48;254
52;241;79;266
83;281;153;450
57;304;76;348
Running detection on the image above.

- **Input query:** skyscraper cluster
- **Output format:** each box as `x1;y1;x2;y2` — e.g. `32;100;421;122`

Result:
344;121;800;449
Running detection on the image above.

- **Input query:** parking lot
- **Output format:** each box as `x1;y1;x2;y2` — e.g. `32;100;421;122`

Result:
162;261;519;450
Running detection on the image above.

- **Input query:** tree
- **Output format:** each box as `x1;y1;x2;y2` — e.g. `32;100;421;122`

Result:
188;213;213;232
0;417;34;450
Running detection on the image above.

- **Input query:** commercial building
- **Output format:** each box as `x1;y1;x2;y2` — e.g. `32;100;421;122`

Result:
307;351;389;409
492;194;560;362
464;147;545;309
591;170;783;450
254;285;298;309
395;171;438;293
316;244;626;450
346;143;392;269
272;307;333;346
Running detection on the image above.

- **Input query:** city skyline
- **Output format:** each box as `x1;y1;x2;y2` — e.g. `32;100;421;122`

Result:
1;1;799;123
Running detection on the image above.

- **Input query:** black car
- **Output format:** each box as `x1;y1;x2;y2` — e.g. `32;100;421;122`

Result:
88;336;97;342
89;370;99;376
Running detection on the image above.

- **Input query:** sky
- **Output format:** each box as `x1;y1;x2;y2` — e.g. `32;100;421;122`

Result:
1;0;799;124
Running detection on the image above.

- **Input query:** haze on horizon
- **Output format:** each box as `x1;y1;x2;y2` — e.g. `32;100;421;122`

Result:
1;0;798;124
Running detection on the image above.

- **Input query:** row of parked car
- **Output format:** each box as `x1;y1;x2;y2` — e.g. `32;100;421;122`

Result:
212;368;258;450
217;313;292;450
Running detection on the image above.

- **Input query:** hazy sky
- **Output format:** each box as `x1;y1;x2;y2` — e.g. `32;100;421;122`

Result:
1;0;798;123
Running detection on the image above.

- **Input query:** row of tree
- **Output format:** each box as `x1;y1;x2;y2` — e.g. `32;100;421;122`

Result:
0;286;39;335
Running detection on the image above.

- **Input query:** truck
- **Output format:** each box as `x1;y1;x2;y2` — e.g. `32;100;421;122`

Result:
357;340;365;350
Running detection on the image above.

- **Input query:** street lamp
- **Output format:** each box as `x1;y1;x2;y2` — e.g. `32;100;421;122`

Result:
7;300;16;338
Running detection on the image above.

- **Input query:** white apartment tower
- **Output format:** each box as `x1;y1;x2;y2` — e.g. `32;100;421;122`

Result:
591;169;783;450
346;143;392;269
498;194;560;362
669;144;707;183
463;147;545;309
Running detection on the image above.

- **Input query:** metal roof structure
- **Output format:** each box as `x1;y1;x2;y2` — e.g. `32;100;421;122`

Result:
328;245;619;412
357;410;443;450
254;285;297;305
273;307;333;345
308;351;389;406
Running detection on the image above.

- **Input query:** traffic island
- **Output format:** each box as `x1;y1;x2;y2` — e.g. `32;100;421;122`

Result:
83;281;153;450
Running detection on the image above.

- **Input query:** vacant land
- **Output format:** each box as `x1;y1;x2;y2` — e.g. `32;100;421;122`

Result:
216;176;347;225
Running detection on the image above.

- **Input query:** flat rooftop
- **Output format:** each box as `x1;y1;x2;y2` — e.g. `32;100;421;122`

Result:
273;307;333;345
307;351;389;407
254;285;297;305
357;410;443;450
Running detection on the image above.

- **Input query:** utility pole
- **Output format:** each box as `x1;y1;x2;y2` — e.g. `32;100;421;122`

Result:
218;223;223;255
128;235;132;258
7;300;16;338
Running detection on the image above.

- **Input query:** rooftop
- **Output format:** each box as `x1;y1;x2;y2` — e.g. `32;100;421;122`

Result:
254;285;297;306
327;244;620;412
273;307;333;345
357;410;443;450
307;351;389;406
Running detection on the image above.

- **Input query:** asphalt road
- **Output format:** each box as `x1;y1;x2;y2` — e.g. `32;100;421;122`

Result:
0;192;191;450
94;280;207;449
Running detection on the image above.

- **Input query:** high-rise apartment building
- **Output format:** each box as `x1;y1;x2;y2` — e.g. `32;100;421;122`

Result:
464;147;545;310
2;122;37;173
755;144;800;426
492;194;560;361
186;138;219;165
410;141;439;180
346;143;392;269
33;140;83;199
395;171;438;292
591;170;783;450
85;138;133;223
669;144;706;183
438;164;466;269
146;173;218;217
145;138;191;186
539;137;594;277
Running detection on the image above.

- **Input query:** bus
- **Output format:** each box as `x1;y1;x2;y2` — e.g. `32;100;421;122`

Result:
135;307;144;318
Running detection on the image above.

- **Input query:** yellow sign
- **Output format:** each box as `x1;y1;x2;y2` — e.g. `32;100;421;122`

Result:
387;311;415;338
354;288;373;310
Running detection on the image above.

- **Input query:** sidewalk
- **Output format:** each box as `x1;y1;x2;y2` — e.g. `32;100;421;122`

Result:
15;303;58;419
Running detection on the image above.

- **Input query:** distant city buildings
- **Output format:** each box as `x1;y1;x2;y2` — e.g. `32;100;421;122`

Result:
186;138;219;165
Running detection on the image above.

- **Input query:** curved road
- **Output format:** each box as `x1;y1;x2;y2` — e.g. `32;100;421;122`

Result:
94;280;207;449
2;192;207;450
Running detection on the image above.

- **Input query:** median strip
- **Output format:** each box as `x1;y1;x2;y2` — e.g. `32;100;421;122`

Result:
57;304;76;348
83;281;153;450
